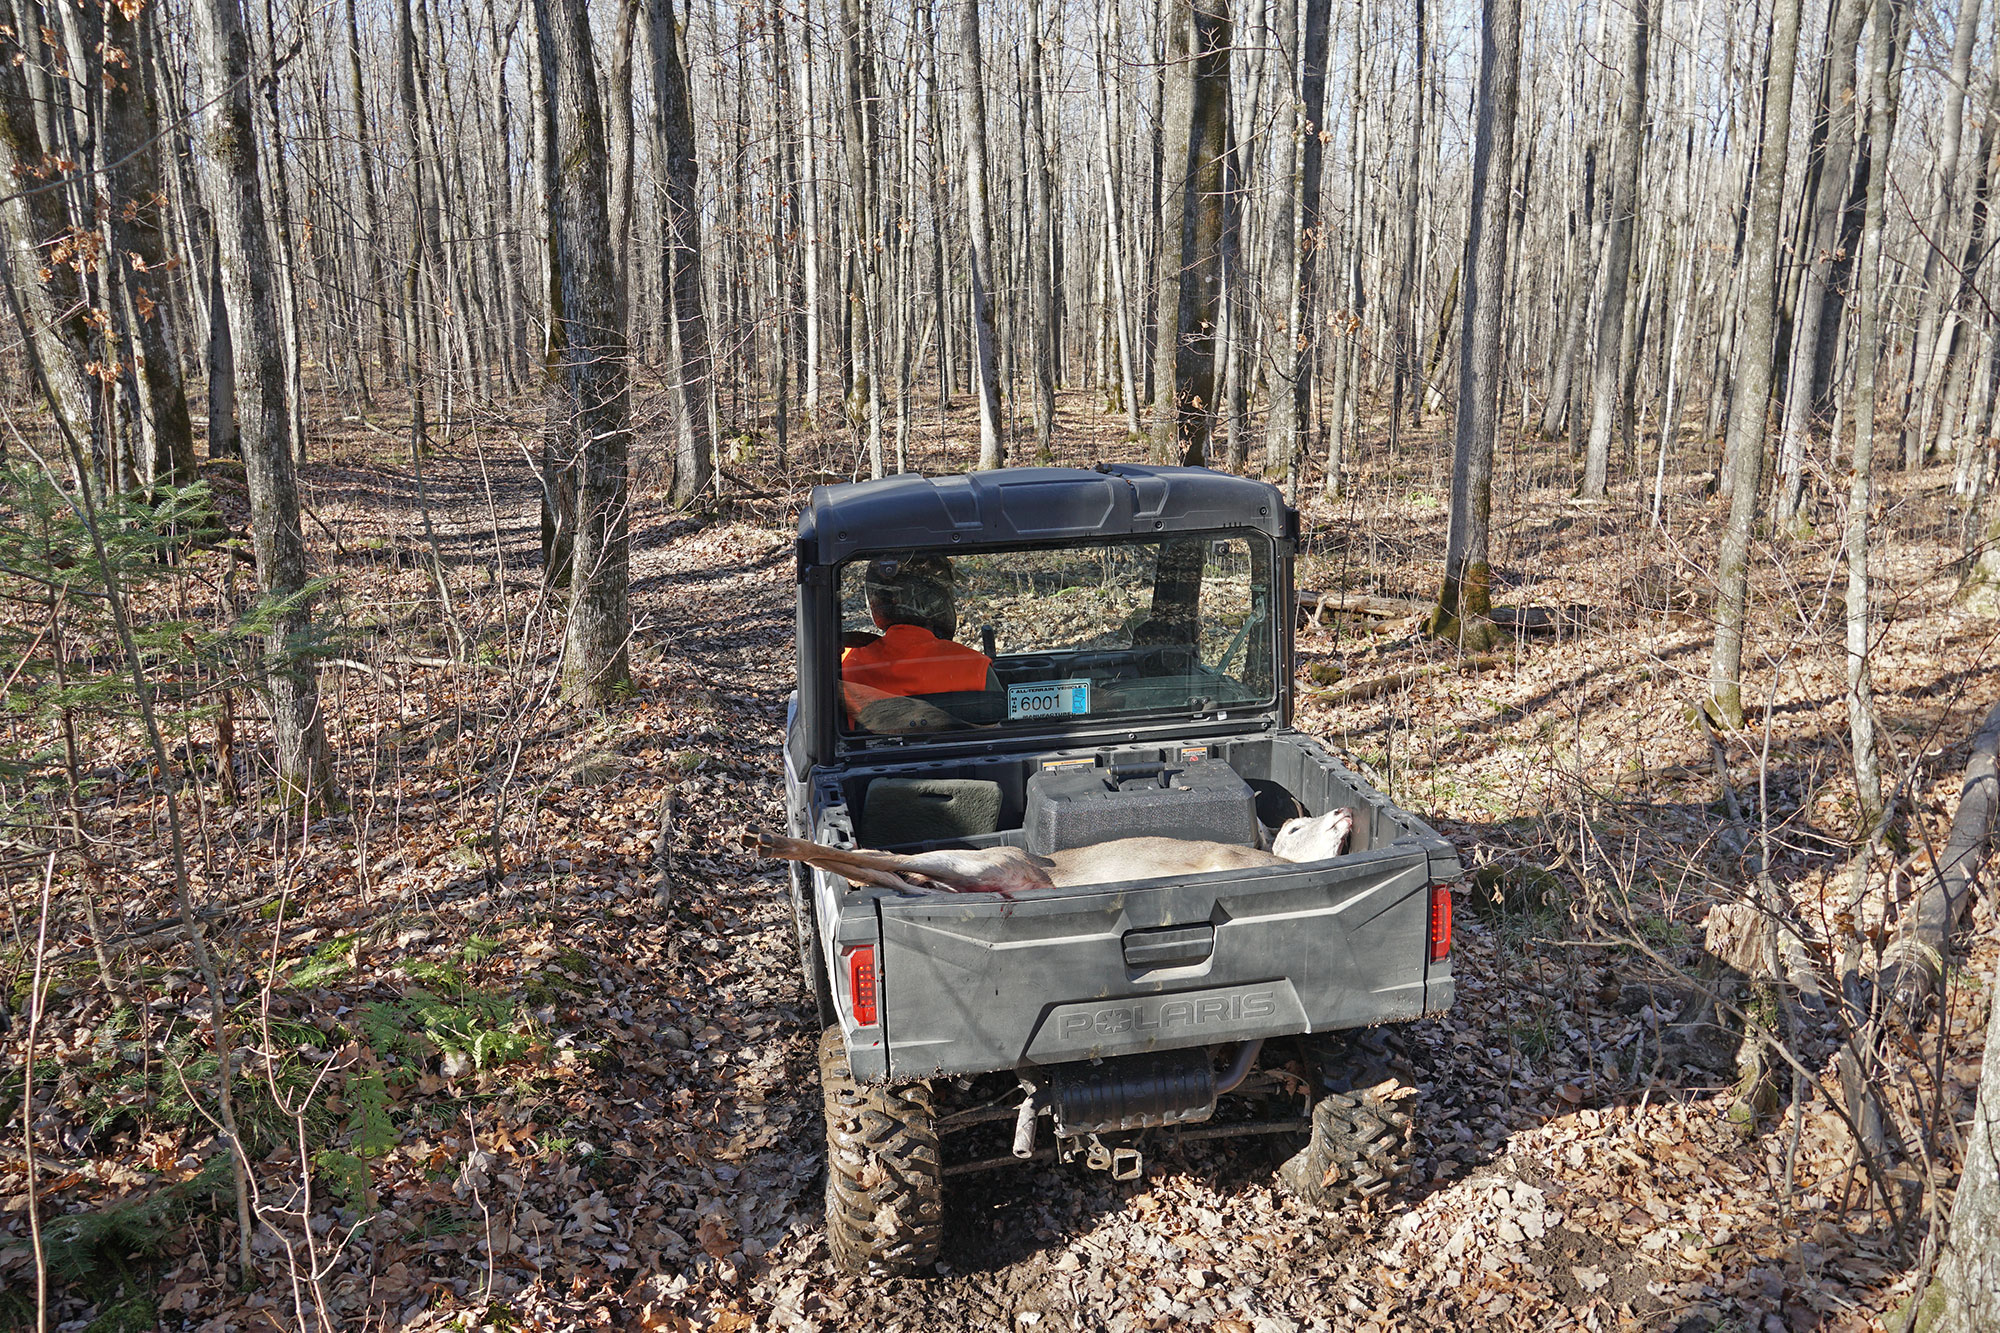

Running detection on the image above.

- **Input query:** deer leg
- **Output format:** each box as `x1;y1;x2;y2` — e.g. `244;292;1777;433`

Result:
754;832;1042;895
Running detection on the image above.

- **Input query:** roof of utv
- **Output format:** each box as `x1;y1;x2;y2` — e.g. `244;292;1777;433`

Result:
798;465;1290;566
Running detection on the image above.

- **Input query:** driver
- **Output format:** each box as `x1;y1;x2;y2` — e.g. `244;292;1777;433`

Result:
841;554;993;709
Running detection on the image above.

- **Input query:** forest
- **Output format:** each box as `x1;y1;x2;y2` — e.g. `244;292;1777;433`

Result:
3;0;2000;1325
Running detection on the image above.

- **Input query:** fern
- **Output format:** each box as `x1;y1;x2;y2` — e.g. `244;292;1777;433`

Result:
346;1069;397;1157
289;935;359;988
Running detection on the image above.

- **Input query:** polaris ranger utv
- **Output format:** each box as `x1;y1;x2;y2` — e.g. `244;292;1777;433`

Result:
779;465;1459;1275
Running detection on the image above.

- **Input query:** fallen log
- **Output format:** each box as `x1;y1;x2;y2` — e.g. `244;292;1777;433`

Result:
1304;652;1513;703
1491;604;1595;635
1878;698;2000;1027
1295;590;1431;624
1294;590;1588;638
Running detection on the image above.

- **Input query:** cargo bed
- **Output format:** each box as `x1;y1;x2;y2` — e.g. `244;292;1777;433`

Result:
801;731;1457;1081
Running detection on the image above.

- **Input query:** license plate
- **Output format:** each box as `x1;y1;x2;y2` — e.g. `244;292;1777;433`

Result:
1007;678;1091;720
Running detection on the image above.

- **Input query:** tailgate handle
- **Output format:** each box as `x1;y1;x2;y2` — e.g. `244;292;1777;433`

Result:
1122;924;1215;969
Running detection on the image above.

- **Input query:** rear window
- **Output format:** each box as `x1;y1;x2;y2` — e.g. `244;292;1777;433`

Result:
835;533;1276;740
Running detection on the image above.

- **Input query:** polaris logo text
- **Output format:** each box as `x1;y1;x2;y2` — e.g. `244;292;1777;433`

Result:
1057;990;1277;1039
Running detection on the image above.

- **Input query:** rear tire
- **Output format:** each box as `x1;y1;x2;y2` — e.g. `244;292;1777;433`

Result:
1278;1082;1416;1209
819;1026;944;1276
790;863;834;1025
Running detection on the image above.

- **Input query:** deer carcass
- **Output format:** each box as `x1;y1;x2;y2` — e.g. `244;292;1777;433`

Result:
757;807;1354;897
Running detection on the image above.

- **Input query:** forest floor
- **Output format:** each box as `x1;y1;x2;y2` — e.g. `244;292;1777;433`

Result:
3;384;1997;1333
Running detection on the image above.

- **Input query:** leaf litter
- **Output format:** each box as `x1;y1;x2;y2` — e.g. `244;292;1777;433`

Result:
1;406;1994;1332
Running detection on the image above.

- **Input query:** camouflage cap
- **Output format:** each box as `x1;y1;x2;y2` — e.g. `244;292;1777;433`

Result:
865;553;958;638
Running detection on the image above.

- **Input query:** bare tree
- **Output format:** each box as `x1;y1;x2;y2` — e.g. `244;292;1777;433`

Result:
1710;0;1804;729
534;0;631;707
646;0;715;504
189;0;335;803
1578;0;1646;499
1167;0;1231;465
1430;0;1521;652
1842;0;1908;826
959;0;1003;469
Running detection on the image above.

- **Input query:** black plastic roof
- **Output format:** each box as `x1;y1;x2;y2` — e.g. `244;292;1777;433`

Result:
797;465;1288;565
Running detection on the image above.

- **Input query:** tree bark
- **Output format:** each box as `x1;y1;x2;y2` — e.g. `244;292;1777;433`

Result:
1774;0;1867;529
1430;0;1521;652
959;0;1003;468
646;0;715;505
1151;0;1192;445
1164;0;1231;466
1900;0;1982;471
190;0;336;805
1843;0;1905;826
1025;0;1056;459
535;0;632;707
1710;0;1804;729
1387;0;1426;457
1916;702;2000;1330
1292;0;1331;483
1097;0;1142;439
0;15;97;472
101;0;195;491
348;0;394;382
1579;0;1647;498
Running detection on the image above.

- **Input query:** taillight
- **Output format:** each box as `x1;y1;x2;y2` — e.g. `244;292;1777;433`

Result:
1428;885;1453;963
845;945;878;1025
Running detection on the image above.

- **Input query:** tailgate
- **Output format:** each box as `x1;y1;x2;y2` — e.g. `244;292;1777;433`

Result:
876;843;1442;1079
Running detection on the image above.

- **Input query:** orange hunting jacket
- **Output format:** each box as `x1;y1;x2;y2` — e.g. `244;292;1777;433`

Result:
840;623;991;721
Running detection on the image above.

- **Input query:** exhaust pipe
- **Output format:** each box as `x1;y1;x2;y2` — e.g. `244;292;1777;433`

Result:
1215;1039;1263;1095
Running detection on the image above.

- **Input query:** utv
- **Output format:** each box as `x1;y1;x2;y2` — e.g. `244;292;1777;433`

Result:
779;465;1459;1275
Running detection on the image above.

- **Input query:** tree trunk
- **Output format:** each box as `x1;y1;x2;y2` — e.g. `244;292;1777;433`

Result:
1166;0;1230;466
1913;702;2000;1329
1774;0;1867;529
0;17;97;471
1843;0;1905;826
1900;0;1982;471
190;0;335;806
1579;0;1647;499
1429;0;1520;652
535;0;632;707
1025;0;1056;459
1710;0;1804;729
1387;0;1426;457
1097;1;1142;440
647;0;715;505
959;0;1003;468
206;243;239;460
1292;0;1331;483
1151;0;1192;446
102;0;194;491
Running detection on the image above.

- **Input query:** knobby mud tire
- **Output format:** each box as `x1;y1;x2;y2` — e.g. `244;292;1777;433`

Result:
818;1026;944;1276
1277;1083;1416;1210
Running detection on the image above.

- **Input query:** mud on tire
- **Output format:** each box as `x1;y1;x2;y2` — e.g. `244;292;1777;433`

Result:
819;1026;944;1275
1277;1082;1416;1209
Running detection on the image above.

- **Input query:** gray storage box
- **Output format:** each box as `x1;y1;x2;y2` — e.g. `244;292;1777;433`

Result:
1025;759;1259;854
